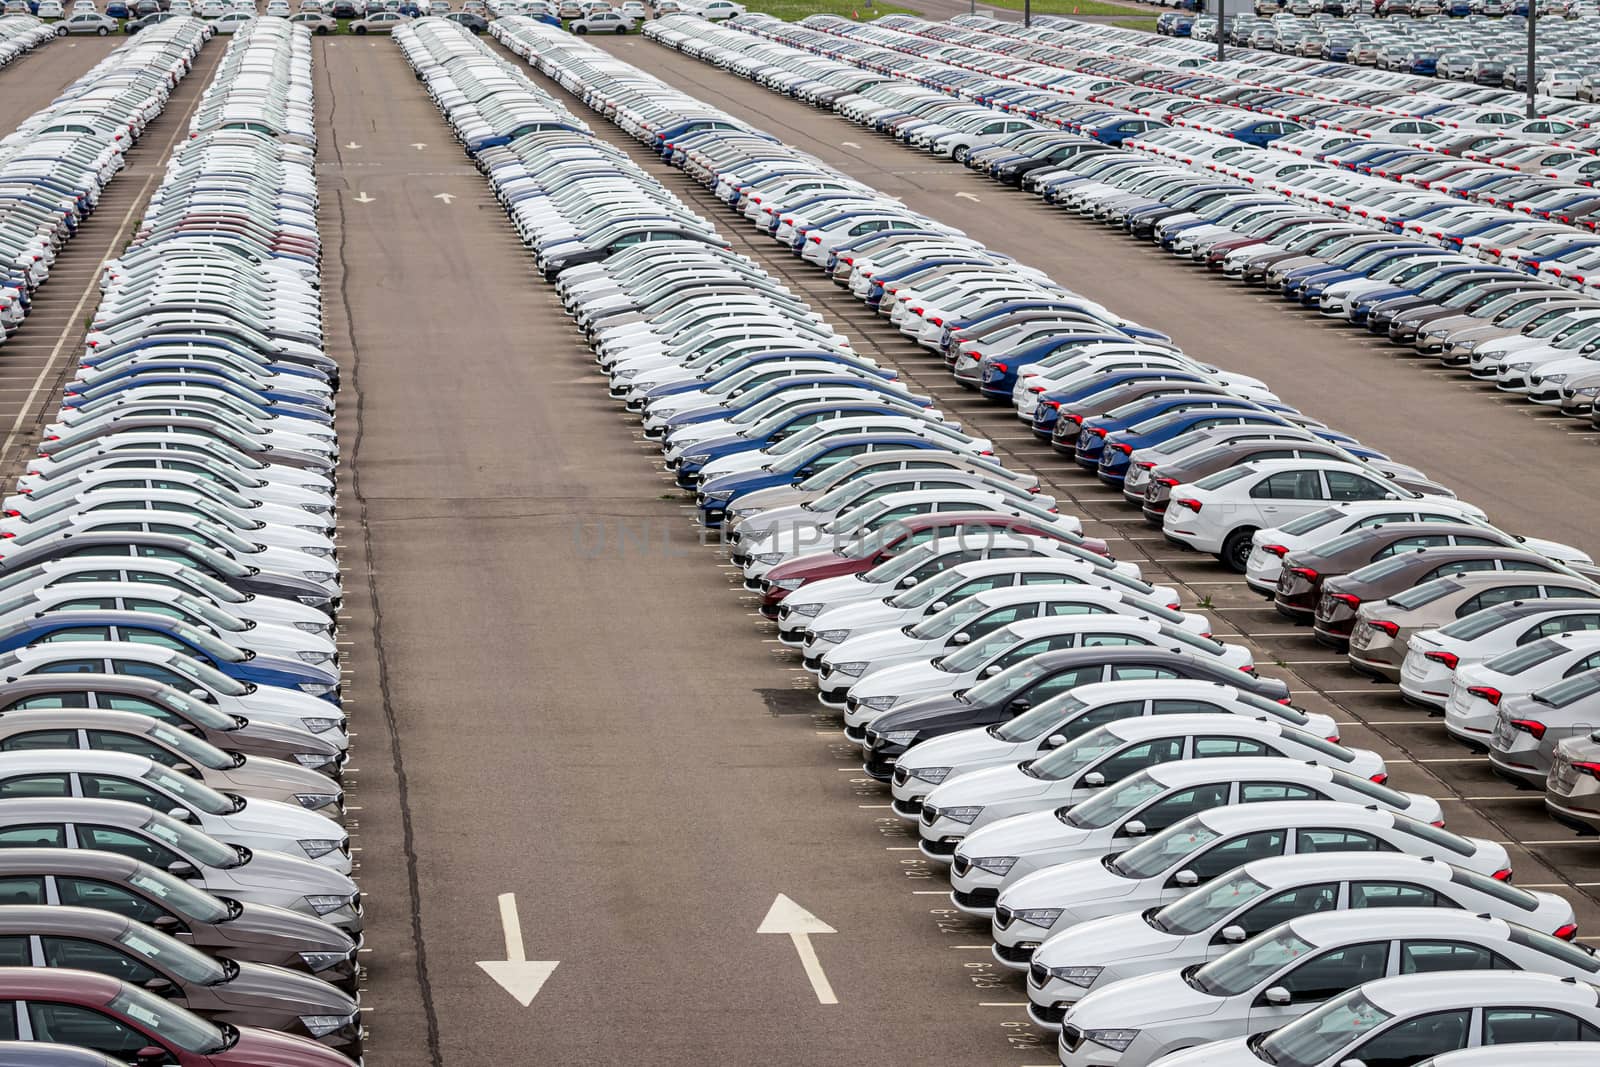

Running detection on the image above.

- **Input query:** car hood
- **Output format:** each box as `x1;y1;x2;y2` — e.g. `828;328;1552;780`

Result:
958;808;1094;861
1066;967;1223;1030
786;573;885;613
216;1023;356;1067
1132;1037;1253;1067
223;796;342;840
220;901;355;954
229;848;355;896
210;960;357;1016
223;756;344;803
847;657;967;702
999;855;1139;916
1031;909;1176;968
926;761;1053;810
808;596;906;636
823;627;928;666
897;727;1018;776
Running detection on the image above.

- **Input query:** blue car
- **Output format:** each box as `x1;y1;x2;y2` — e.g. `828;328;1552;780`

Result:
1076;396;1285;467
975;333;1133;399
61;373;331;423
694;432;963;527
1030;370;1217;439
0;612;340;701
626;349;896;411
671;401;935;487
1093;410;1297;485
649;375;933;438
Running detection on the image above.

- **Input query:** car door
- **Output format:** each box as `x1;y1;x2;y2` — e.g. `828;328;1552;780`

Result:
23;1000;159;1061
1247;469;1327;526
1246;939;1390;1031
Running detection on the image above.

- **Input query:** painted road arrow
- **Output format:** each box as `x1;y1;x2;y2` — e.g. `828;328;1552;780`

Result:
954;191;981;202
758;894;837;1005
344;142;361;150
434;193;457;205
411;143;427;150
351;192;375;204
476;893;559;1007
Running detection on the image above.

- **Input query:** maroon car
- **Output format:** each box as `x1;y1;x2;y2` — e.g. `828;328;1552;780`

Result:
1273;523;1522;621
0;968;355;1067
757;511;1107;615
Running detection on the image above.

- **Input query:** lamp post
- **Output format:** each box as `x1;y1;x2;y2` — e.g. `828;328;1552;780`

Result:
1025;0;1031;27
1526;2;1537;119
1217;0;1225;61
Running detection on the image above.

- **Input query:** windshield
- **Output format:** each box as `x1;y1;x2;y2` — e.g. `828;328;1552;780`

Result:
116;925;228;985
146;722;233;771
108;986;228;1054
1484;637;1566;676
1387;576;1462;611
908;597;989;640
1536;668;1600;708
1192;926;1315;997
861;542;938;584
172;595;245;634
1111;813;1220;878
163;654;248;698
1193;466;1256;491
965;657;1056;705
143;765;232;814
1026;725;1128;782
1277;508;1347;537
1062;770;1165;829
127;868;230;923
889;567;974;610
139;813;239;868
992;693;1087;742
1257;991;1392;1067
1440;604;1522;640
1152;869;1268;935
939;626;1028;673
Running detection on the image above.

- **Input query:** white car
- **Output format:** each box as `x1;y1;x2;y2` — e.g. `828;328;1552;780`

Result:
569;8;632;32
1445;632;1600;746
1149;971;1600;1067
265;0;291;12
917;716;1381;857
35;0;62;15
1163;459;1431;572
1242;499;1492;596
1059;913;1600;1067
690;0;741;17
890;680;1340;818
1023;845;1558;1029
949;758;1441;915
816;585;1205;711
0;751;345;871
1401;598;1600;708
1419;1045;1600;1067
847;619;1252;726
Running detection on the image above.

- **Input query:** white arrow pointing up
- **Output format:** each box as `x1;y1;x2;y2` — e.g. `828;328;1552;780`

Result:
344;142;362;150
411;143;427;150
759;894;837;1005
954;191;981;202
477;893;559;1007
352;192;375;204
434;192;456;204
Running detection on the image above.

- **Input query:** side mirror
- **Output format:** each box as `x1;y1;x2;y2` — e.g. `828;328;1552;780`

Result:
1338;1060;1368;1067
188;689;212;702
1043;733;1067;749
1264;985;1292;1007
898;575;918;588
930;601;949;612
167;807;190;822
150;915;181;931
1221;924;1247;944
170;763;198;778
980;665;1002;679
1122;820;1147;837
1082;771;1106;788
1008;699;1031;712
136;1048;171;1067
143;976;176;996
1174;869;1199;887
165;861;198;880
951;632;972;645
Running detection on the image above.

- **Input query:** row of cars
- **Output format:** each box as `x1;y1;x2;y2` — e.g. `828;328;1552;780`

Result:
461;12;1600;1067
0;17;365;1067
0;13;54;57
669;15;1600;425
651;11;1600;834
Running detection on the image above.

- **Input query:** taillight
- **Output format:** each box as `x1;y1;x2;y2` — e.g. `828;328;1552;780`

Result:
1466;686;1502;706
1572;761;1600;780
1176;498;1203;514
1328;593;1361;609
1508;718;1546;740
1109;443;1133;456
1084;427;1107;438
1289;567;1319;582
1260;544;1288;557
1155;477;1180;488
808;235;821;244
1492;868;1513;882
1;511;16;518
1368;621;1400;638
1423;651;1460;670
1370;772;1388;784
1430;820;1446;828
992;362;1008;373
1555;923;1579;942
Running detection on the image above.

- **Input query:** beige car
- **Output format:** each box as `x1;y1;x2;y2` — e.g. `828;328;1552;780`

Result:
1348;569;1600;680
0;708;344;814
349;8;410;30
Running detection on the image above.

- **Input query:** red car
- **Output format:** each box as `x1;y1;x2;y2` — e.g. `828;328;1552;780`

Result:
757;510;1110;615
0;969;356;1067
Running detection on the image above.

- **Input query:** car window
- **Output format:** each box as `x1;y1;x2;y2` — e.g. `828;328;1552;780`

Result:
1526;614;1600;641
0;826;65;848
1324;471;1392;501
34;626;113;644
1483;1008;1600;1045
0;731;79;753
84;732;171;763
1501;559;1559;573
1398;940;1514;974
1278;941;1389;1001
1189;830;1288;880
1351;513;1414;530
58;878;166;924
1194;737;1271;758
1251;471;1323;500
0;938;24;967
1546;585;1598;598
79;774;169;810
1095;738;1184;781
1374;535;1451;558
1351;881;1450;909
27;1002;149;1057
0;774;70;800
1133;783;1231;833
1110;665;1179;681
1241;782;1324;802
75;826;178;869
1296;829;1393;854
1459;585;1541;615
0;877;45;907
1350;1009;1473;1065
42;937;159;986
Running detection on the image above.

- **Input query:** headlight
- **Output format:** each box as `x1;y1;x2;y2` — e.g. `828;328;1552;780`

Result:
300;504;332;515
1579;386;1600;396
938;805;983;824
774;578;805;590
861;696;899;712
969;856;1017;876
294;621;331;634
834;661;869;677
293;752;338;769
303;894;350;915
303;571;338;583
299;839;342;859
814;628;850;643
295;793;341;810
1509;361;1532;371
1460;339;1481;351
704;491;734;503
301;546;334;558
298;651;335;665
1086;1029;1141;1053
912;766;951;784
301;716;341;734
297;595;330;606
617;368;640;379
754;553;785;566
1544;373;1568;383
1046;964;1103;987
792;603;824;618
299;683;338;696
684;452;712;464
298;951;347;972
1014;908;1064;929
298;1015;350;1038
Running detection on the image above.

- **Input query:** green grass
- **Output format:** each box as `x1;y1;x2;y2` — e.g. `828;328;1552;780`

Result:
975;0;1155;14
748;0;917;18
1111;14;1158;28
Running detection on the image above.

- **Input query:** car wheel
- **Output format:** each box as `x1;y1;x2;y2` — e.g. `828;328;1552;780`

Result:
574;22;586;31
1222;528;1257;574
96;24;107;32
615;23;625;31
315;24;327;31
354;23;366;31
952;145;969;163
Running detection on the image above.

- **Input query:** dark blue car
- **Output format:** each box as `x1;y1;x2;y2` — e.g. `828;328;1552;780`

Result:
671;401;933;487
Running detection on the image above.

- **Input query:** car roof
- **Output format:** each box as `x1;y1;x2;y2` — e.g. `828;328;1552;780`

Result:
1287;906;1509;946
1361;969;1600;1012
0;1041;122;1066
0;966;122;999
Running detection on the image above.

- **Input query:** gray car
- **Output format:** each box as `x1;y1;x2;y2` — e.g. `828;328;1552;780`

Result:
1489;667;1600;787
0;848;359;991
59;10;118;32
288;10;336;31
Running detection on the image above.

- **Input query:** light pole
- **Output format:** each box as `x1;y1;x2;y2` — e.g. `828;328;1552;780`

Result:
1216;0;1225;62
1526;2;1537;119
1025;0;1031;27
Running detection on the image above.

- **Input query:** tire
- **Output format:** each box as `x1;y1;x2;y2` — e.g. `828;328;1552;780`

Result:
1221;528;1257;574
315;24;328;32
574;23;586;31
615;23;625;32
96;24;107;32
952;145;969;163
354;24;366;31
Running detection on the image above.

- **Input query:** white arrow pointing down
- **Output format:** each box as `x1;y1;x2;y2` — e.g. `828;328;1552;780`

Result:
759;894;837;1005
477;893;559;1007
